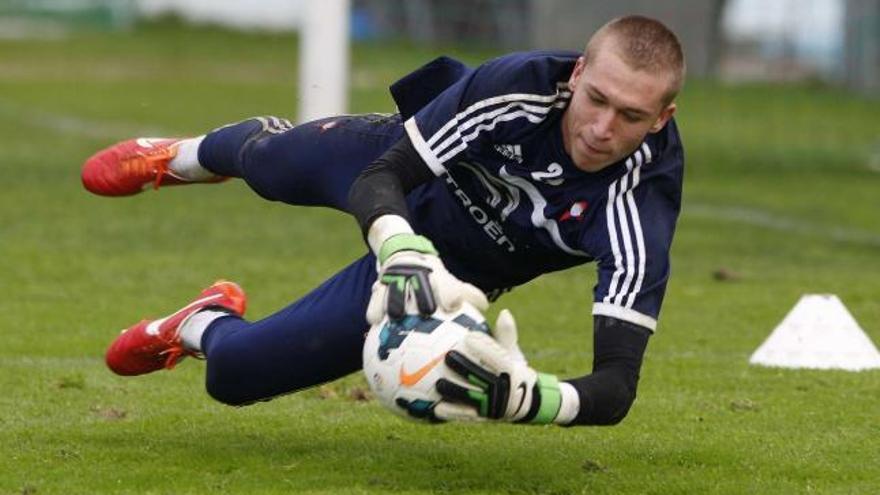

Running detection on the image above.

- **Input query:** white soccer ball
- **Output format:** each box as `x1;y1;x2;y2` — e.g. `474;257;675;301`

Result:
362;302;490;421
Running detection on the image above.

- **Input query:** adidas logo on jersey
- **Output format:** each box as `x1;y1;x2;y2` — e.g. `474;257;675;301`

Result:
494;144;523;164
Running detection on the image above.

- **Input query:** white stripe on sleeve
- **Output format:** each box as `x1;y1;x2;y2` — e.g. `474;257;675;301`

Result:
612;161;636;306
602;142;654;312
423;85;571;167
404;117;448;176
436;110;548;164
427;90;568;148
624;144;650;308
592;302;657;332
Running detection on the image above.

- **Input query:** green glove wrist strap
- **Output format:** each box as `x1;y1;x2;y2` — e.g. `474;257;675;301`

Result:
379;234;437;264
530;373;562;424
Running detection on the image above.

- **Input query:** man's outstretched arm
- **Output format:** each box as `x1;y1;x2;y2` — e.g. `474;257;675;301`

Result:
564;316;650;425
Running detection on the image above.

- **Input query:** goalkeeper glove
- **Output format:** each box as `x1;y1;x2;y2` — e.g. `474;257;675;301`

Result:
433;310;563;424
366;233;488;324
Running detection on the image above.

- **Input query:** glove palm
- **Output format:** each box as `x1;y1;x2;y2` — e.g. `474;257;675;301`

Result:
434;310;562;424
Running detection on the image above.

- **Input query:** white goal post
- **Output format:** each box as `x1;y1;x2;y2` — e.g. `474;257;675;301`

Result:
298;0;350;123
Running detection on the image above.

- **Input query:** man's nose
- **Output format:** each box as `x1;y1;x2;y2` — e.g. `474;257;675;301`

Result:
591;109;614;140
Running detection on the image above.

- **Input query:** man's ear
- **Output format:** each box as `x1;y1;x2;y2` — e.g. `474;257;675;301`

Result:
649;103;676;133
568;56;586;88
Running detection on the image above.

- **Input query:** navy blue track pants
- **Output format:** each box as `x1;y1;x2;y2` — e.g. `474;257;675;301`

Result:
196;114;404;405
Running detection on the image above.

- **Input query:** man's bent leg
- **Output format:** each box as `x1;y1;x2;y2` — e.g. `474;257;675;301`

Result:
200;254;377;406
82;114;403;207
198;114;404;211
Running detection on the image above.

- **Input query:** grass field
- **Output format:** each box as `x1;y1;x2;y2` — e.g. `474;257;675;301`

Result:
1;22;879;494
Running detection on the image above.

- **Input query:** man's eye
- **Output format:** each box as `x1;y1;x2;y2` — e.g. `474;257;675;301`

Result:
623;113;641;123
589;94;604;105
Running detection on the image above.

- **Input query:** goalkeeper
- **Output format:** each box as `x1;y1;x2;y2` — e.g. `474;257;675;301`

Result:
82;15;685;426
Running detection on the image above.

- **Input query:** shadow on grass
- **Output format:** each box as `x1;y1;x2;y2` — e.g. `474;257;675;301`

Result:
78;417;605;494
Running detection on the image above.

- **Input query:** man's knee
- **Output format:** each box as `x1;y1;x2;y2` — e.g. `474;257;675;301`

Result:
204;365;252;407
203;346;268;407
234;116;296;201
238;116;293;154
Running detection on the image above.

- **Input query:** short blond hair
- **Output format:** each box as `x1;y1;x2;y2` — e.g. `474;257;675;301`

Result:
585;15;686;105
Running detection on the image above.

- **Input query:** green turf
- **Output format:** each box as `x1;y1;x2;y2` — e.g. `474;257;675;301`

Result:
1;21;878;494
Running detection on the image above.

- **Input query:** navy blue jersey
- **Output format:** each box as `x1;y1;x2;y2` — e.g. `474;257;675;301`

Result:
398;51;684;331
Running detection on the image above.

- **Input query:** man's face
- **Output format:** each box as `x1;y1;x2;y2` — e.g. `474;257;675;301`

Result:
562;41;676;172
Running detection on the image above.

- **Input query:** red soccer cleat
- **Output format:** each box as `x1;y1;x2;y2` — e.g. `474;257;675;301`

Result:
81;138;225;196
105;280;247;376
